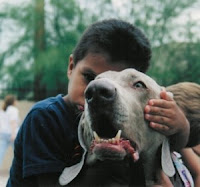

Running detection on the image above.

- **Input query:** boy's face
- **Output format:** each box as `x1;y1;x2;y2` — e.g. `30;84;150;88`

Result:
66;53;128;112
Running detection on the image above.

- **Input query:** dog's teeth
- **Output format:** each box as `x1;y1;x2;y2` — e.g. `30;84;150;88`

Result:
133;152;139;162
93;131;100;142
111;138;116;143
93;130;122;144
115;130;122;142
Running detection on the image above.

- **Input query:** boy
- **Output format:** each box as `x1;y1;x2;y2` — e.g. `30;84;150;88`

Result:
167;82;200;186
7;19;189;186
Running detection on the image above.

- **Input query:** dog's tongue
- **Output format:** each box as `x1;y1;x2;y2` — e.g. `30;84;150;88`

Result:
91;130;139;162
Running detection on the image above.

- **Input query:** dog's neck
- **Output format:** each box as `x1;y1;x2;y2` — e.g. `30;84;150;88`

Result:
81;157;146;186
141;144;163;186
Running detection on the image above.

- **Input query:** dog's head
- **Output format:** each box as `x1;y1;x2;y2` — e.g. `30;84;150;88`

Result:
78;68;166;165
60;70;200;186
59;69;178;186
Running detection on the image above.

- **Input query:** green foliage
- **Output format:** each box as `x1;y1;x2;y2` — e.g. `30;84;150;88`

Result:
0;0;200;100
125;0;200;86
0;0;87;100
34;47;68;91
148;42;200;86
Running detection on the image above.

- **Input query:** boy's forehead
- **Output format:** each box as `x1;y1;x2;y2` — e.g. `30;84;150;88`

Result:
79;53;129;75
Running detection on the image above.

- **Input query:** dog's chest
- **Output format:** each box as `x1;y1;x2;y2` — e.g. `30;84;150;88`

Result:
67;159;146;186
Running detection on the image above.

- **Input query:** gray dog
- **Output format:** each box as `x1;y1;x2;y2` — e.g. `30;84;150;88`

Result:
59;69;200;186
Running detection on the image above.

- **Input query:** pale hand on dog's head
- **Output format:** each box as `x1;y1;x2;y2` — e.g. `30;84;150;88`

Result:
78;68;174;186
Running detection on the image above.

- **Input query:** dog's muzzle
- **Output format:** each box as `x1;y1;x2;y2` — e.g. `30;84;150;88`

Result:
84;79;117;137
85;79;116;106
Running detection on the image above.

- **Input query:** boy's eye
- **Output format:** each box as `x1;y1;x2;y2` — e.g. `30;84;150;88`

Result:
133;81;147;89
83;72;96;83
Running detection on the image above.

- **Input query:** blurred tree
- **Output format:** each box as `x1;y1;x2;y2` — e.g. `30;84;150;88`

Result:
33;0;46;100
0;0;199;100
0;0;87;100
125;0;200;85
148;42;200;86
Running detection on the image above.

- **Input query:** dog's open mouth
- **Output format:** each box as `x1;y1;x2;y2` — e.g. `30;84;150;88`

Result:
90;130;139;162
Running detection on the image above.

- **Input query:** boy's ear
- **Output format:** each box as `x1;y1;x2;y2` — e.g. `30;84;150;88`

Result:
67;54;74;79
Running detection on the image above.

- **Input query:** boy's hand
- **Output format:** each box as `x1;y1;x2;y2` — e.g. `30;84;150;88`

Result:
144;91;190;150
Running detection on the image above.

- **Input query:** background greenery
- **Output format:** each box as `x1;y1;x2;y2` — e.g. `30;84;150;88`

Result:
0;0;200;100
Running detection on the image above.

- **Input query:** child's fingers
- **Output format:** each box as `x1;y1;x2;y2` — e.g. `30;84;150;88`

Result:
147;99;173;109
145;113;171;125
144;105;172;118
160;91;173;101
149;122;171;135
146;91;174;109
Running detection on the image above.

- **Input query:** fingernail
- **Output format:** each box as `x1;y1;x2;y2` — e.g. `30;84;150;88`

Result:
145;105;150;113
149;100;154;105
145;114;150;119
151;122;157;128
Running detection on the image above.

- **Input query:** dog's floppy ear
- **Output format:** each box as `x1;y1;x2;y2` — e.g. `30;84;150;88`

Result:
161;139;175;177
59;115;87;186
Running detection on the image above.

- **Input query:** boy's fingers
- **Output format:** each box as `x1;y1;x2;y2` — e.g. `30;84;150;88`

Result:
145;114;171;125
149;122;170;135
160;91;173;101
144;106;172;117
146;98;172;109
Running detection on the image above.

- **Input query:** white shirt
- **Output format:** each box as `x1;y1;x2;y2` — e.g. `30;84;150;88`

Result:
0;109;10;134
0;106;20;135
6;105;20;125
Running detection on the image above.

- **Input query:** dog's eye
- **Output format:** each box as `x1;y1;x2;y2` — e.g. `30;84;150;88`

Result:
83;72;96;83
134;81;146;89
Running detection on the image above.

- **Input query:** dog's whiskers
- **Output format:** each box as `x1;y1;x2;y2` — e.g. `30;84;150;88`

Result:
75;110;83;122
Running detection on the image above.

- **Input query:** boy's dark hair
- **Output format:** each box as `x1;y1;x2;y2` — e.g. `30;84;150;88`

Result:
73;19;151;73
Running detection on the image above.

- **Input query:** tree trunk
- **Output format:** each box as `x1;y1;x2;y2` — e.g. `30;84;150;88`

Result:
33;0;46;101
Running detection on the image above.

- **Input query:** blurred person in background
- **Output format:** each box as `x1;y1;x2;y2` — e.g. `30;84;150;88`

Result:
0;94;20;168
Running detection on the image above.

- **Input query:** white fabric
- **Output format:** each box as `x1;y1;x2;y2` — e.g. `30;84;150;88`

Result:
6;105;20;124
172;152;194;187
0;110;10;134
0;106;20;135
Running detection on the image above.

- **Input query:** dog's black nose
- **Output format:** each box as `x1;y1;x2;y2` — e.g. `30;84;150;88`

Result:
85;80;116;104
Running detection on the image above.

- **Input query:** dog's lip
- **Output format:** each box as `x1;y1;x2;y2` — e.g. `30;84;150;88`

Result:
91;130;139;162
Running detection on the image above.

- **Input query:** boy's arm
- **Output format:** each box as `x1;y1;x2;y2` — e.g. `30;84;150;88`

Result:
192;145;200;156
180;148;200;187
144;91;190;151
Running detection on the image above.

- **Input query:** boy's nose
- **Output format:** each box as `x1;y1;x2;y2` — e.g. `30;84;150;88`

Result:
85;80;116;105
